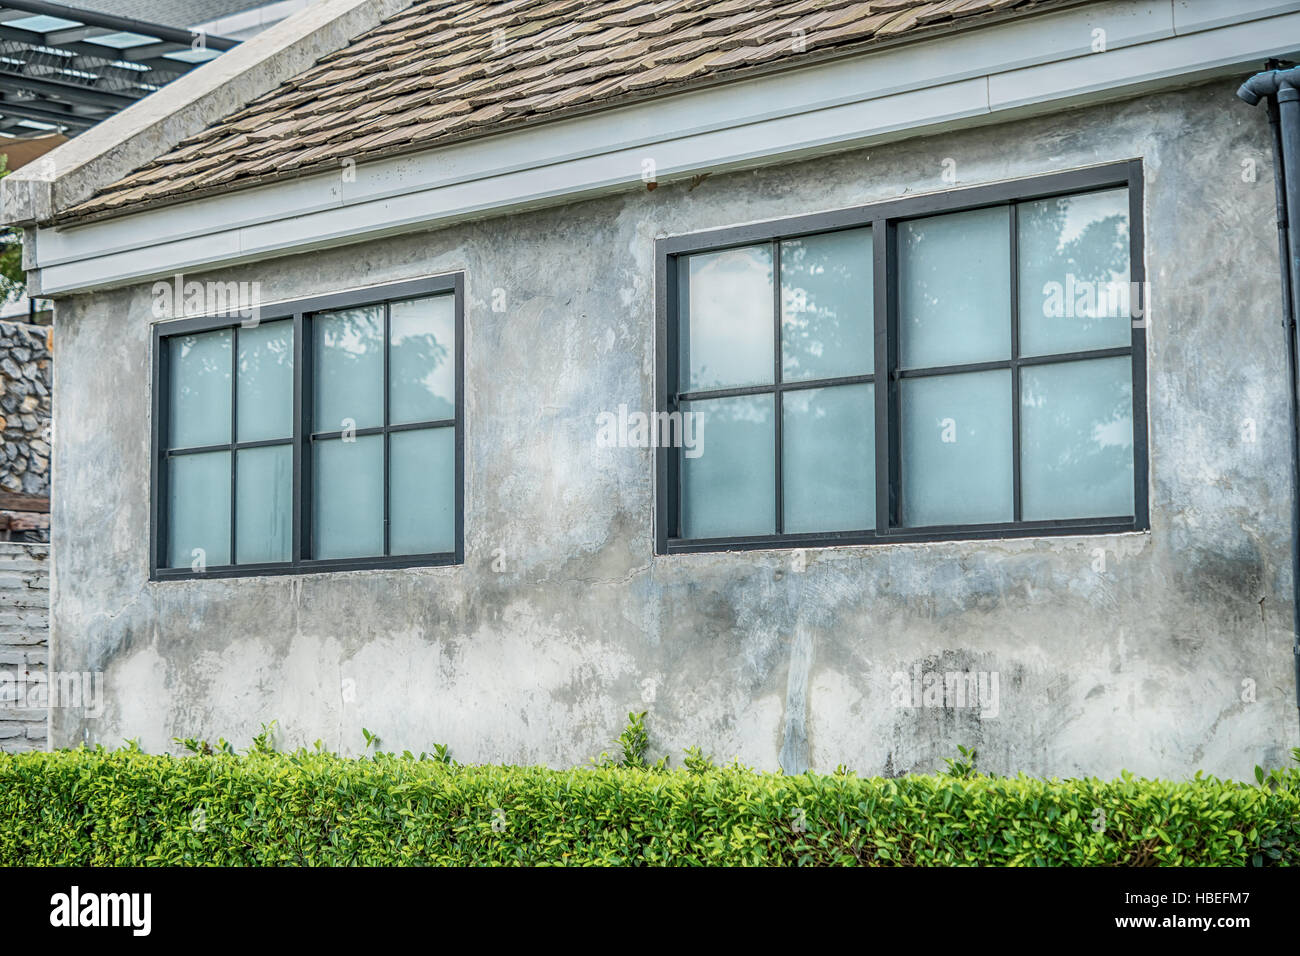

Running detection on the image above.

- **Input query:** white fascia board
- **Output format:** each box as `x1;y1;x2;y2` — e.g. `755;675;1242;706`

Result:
1174;0;1300;33
990;6;1300;110
29;0;1300;296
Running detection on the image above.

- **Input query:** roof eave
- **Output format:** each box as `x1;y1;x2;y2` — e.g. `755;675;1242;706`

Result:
45;0;1095;229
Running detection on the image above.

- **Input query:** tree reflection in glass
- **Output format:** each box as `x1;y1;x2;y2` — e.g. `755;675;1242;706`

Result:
314;305;384;430
1018;188;1130;356
780;228;872;381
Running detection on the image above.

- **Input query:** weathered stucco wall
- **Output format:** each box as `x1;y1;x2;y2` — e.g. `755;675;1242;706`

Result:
49;79;1298;777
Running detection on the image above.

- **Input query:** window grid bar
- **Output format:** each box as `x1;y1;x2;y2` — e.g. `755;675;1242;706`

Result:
383;301;391;558
873;218;890;534
885;220;902;529
677;374;875;404
894;346;1132;380
773;239;784;536
309;418;455;441
1009;202;1023;523
229;323;239;565
292;311;305;565
166;436;294;457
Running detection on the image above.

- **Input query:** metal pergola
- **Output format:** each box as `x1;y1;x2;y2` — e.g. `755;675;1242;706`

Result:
0;0;238;135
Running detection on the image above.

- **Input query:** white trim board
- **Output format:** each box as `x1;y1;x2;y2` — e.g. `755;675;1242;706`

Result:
27;0;1300;296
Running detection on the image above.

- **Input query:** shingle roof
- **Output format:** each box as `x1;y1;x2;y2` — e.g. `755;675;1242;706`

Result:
66;0;1065;221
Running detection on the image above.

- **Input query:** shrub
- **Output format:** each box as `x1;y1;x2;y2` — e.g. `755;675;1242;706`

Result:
1;745;1297;866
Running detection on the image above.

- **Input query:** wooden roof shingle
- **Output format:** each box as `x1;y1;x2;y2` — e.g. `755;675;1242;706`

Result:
66;0;1064;219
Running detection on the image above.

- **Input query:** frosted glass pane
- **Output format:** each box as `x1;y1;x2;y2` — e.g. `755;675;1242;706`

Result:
899;206;1011;368
902;370;1012;526
1021;358;1134;520
1018;188;1130;357
782;384;874;533
167;451;230;568
237;320;293;441
314;306;383;430
680;394;774;538
390;427;455;555
168;329;230;448
236;445;291;564
313;435;383;559
390;295;455;425
781;228;873;381
681;245;773;390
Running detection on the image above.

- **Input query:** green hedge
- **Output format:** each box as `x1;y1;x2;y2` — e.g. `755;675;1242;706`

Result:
2;747;1298;866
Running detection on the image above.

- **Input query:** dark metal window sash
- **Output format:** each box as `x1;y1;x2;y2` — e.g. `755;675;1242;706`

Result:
773;239;783;536
673;239;882;539
655;161;1149;555
151;274;465;581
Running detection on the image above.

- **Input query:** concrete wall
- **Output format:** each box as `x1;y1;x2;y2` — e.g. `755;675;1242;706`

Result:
0;542;48;752
48;79;1298;777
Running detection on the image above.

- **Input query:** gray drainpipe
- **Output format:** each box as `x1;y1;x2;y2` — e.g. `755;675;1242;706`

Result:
1239;60;1300;739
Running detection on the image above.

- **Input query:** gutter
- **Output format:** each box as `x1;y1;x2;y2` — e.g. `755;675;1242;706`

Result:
1238;60;1300;740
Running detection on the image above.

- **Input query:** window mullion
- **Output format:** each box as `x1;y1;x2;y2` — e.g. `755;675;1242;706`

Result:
1009;202;1023;523
383;301;392;557
293;310;307;565
773;239;783;536
229;323;239;566
873;218;894;534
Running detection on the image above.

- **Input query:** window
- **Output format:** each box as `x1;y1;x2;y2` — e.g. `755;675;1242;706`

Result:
152;276;463;578
655;163;1147;553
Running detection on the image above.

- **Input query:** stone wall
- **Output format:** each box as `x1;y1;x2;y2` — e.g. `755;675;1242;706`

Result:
0;542;48;752
0;319;51;499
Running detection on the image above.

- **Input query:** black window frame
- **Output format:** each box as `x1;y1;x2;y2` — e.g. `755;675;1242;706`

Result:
150;274;465;580
655;161;1148;555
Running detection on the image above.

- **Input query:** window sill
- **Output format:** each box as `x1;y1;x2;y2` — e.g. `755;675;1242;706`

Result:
661;519;1148;555
149;552;462;582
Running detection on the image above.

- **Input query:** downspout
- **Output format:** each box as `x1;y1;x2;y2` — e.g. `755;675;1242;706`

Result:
1239;61;1300;739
